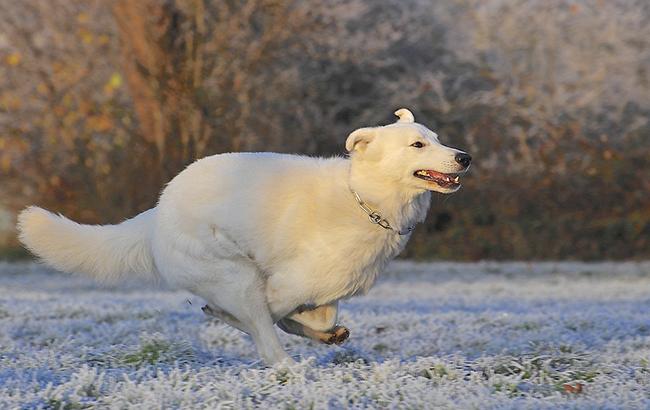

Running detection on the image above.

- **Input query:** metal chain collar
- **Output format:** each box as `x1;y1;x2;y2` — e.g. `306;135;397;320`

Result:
350;189;415;236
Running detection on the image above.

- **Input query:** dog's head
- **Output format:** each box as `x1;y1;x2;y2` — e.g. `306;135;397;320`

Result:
346;108;471;194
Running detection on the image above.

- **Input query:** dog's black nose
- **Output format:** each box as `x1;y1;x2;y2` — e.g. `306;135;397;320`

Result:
455;153;472;168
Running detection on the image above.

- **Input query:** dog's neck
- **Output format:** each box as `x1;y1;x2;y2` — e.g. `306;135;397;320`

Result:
347;160;430;230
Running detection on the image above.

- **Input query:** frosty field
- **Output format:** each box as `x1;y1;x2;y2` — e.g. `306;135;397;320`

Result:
1;261;649;409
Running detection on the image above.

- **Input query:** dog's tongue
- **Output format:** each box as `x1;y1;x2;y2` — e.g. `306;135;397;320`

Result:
428;170;458;183
422;170;447;179
419;170;460;186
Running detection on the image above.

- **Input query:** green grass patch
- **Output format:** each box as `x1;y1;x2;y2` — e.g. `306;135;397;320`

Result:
45;398;92;410
485;348;601;397
419;363;457;380
121;337;194;367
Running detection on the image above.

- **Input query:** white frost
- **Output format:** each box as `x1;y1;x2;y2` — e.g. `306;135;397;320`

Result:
1;261;649;409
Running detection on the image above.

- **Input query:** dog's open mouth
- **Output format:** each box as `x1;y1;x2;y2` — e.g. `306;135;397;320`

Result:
413;170;461;188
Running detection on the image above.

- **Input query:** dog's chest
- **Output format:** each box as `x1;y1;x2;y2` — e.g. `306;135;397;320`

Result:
304;197;429;305
309;231;408;305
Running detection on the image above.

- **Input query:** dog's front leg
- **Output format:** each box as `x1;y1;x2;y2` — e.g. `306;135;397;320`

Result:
277;302;349;345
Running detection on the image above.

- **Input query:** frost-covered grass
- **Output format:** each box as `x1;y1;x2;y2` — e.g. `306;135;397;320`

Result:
1;261;649;409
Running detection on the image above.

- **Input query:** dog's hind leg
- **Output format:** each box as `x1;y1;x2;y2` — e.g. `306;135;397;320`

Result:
195;260;293;366
201;304;249;333
277;302;350;345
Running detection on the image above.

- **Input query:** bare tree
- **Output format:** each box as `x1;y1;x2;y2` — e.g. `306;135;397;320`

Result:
111;0;328;180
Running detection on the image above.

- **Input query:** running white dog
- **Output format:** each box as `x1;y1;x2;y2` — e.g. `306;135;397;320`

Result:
17;108;471;365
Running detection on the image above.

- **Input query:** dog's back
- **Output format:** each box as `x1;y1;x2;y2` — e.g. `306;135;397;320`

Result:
153;152;352;272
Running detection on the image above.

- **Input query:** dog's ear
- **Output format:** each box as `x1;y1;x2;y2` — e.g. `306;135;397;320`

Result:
394;108;415;123
345;127;376;153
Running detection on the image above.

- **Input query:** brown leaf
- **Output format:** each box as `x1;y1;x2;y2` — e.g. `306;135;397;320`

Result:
563;383;583;394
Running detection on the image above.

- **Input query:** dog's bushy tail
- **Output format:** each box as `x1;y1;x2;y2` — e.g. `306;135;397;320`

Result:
17;206;156;283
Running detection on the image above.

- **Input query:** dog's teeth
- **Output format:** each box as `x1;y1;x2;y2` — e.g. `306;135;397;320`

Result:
454;176;459;183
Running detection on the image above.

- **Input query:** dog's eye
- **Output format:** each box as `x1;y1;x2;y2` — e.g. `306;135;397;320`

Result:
410;141;425;148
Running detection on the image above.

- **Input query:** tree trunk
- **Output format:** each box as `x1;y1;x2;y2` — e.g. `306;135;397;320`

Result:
111;0;210;181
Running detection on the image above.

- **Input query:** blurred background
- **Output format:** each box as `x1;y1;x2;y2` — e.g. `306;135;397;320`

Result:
0;0;648;260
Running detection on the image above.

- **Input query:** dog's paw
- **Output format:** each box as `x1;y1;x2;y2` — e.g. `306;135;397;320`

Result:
202;304;218;318
324;325;350;345
333;326;350;345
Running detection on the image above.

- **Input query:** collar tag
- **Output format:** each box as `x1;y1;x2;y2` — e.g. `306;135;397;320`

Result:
351;189;415;235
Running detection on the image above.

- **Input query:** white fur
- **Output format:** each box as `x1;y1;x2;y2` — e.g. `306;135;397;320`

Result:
18;207;155;283
17;108;469;365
